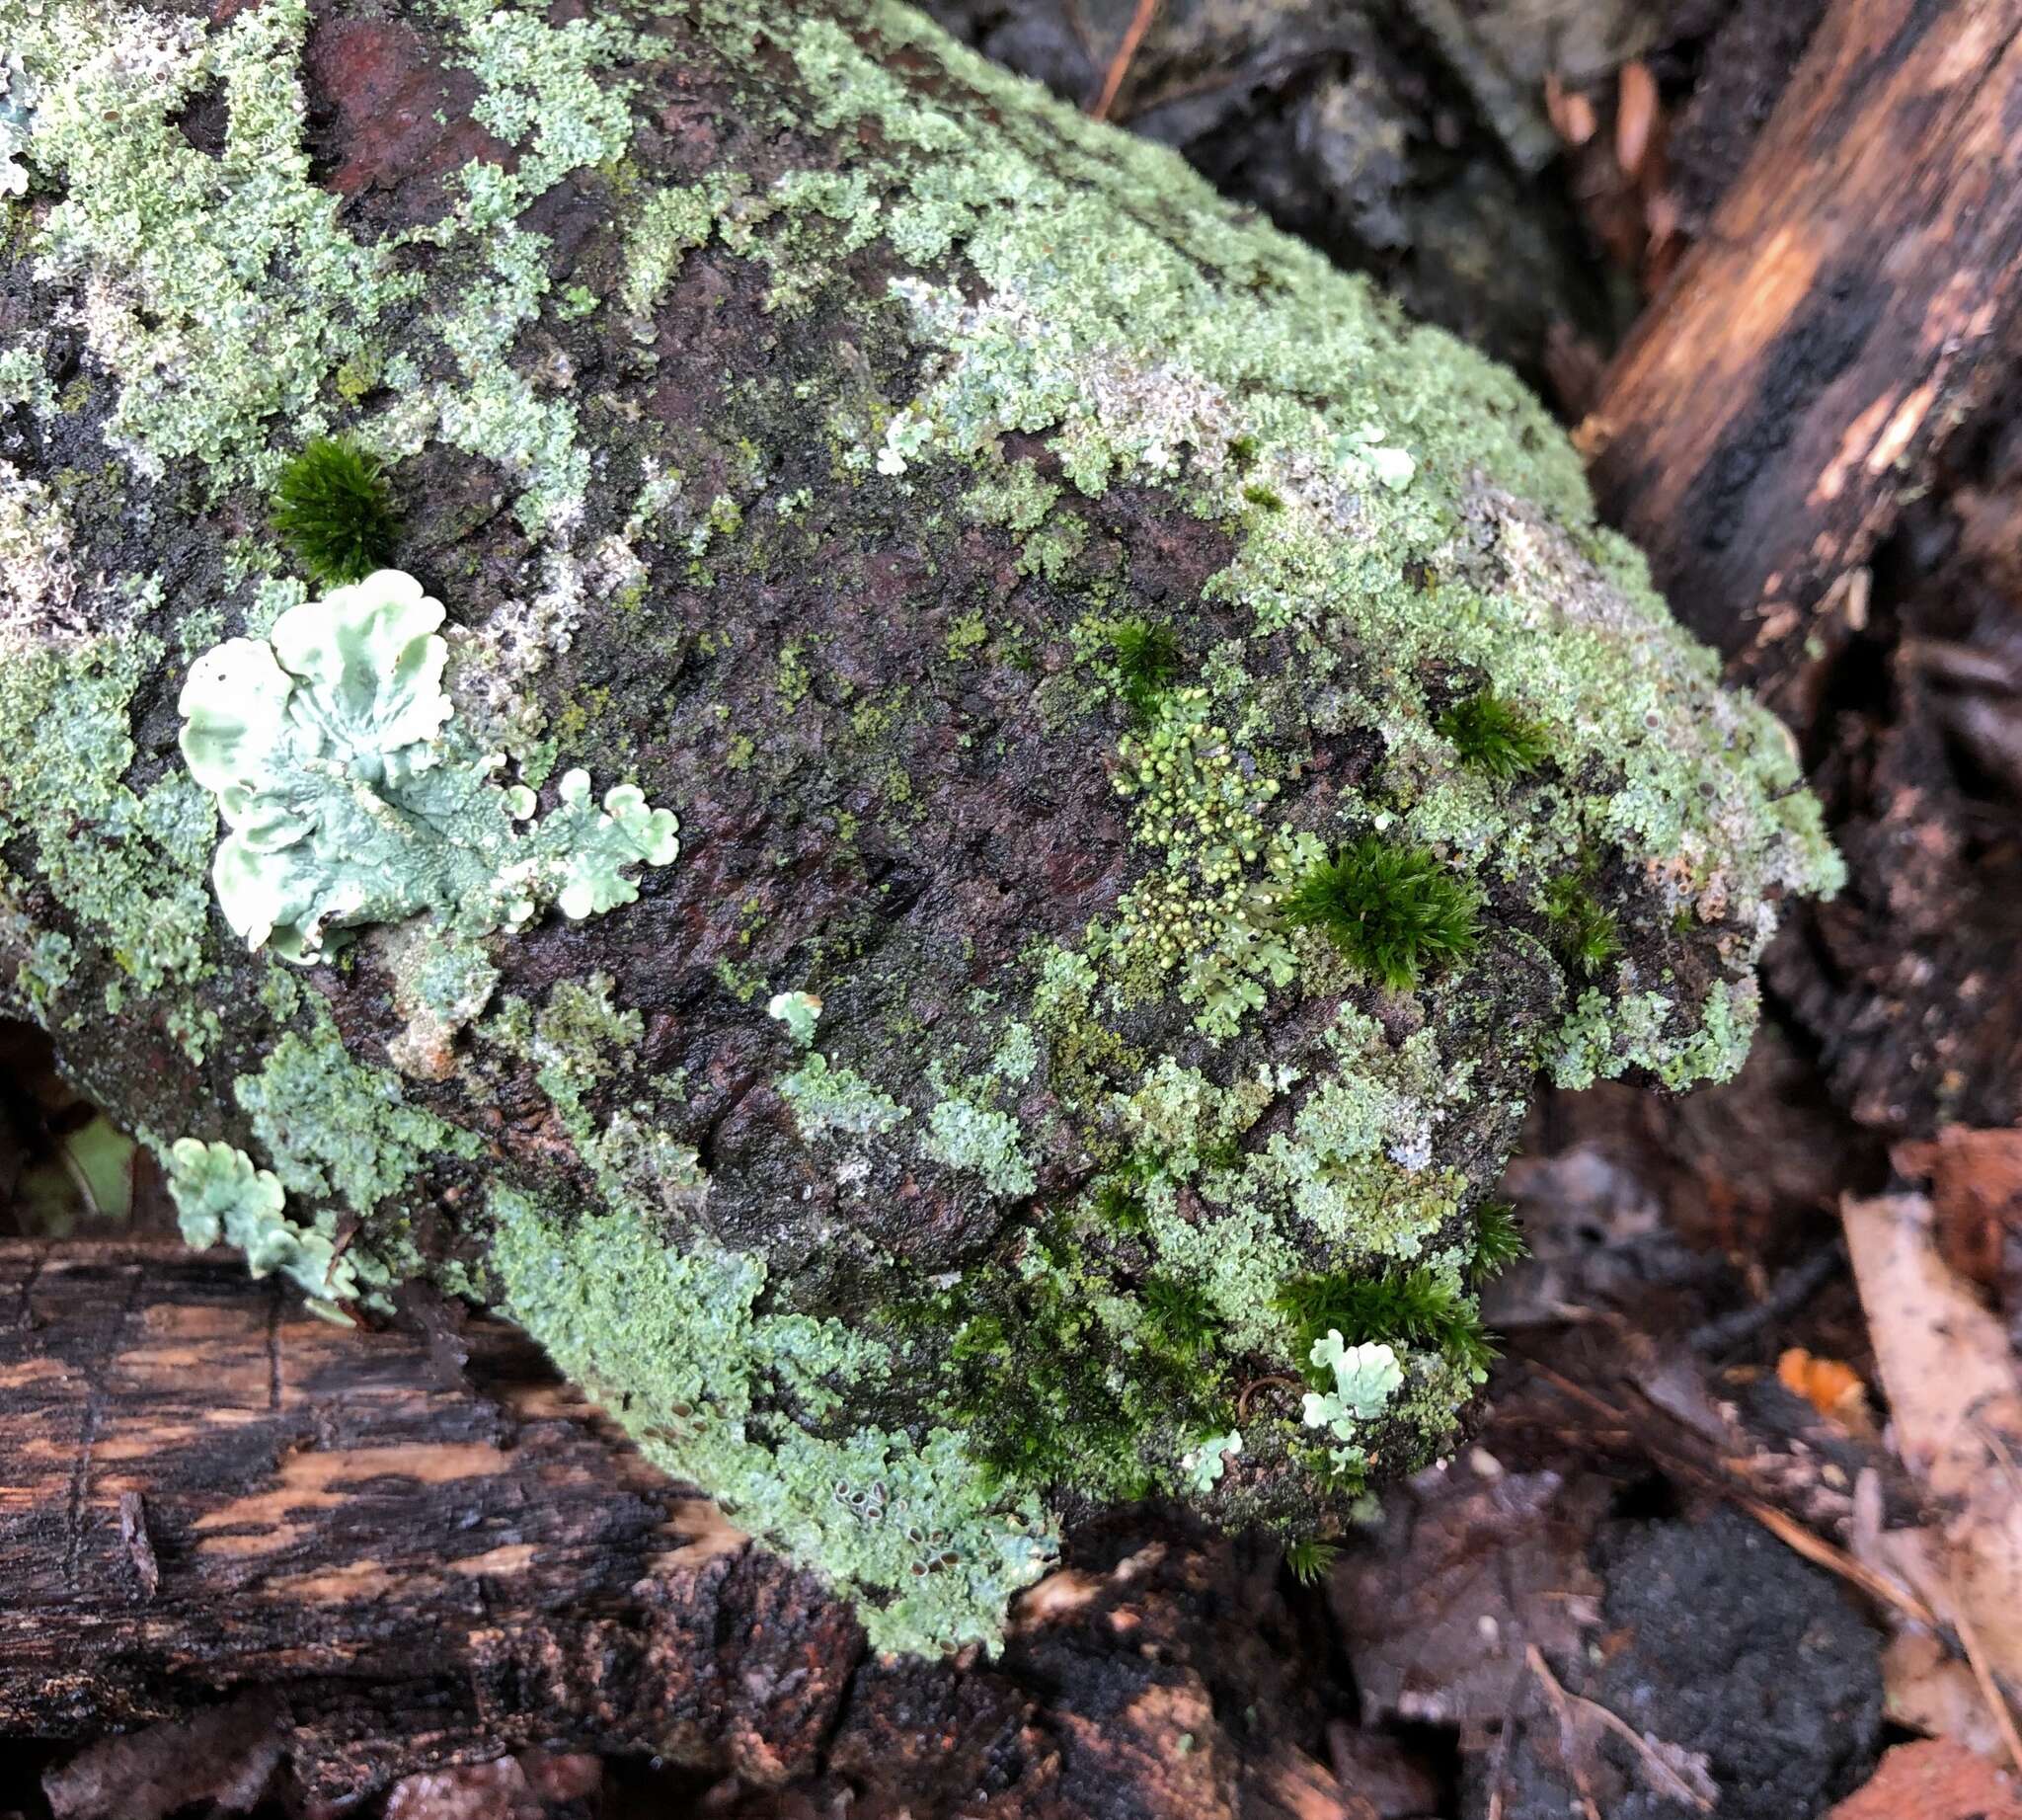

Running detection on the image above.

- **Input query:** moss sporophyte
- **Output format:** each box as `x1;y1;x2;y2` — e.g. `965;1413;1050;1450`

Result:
0;0;1846;1657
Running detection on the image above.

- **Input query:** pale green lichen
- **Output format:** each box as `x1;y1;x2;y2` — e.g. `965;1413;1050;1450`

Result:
779;1051;911;1142
489;975;706;1223
767;989;823;1048
1299;1331;1403;1441
922;1091;1036;1198
1179;1429;1242;1495
11;0;423;486
165;1136;356;1306
0;630;213;995
234;1016;481;1218
178;571;678;960
488;1184;1055;1655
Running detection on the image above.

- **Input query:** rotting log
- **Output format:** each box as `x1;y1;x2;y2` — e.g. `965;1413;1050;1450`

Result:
1580;0;2022;1137
0;0;1835;1693
0;1239;857;1802
0;1241;1362;1820
1584;0;2022;708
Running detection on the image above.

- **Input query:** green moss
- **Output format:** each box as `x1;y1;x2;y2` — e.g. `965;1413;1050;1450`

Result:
1140;1273;1223;1359
1469;1200;1527;1283
1542;874;1624;977
1284;1535;1340;1587
1108;615;1185;721
1277;1264;1494;1381
945;609;989;661
272;437;399;589
1282;838;1481;991
1436;689;1551;781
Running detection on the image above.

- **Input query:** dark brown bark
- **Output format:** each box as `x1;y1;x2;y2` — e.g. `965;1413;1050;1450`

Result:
0;1240;865;1803
1585;0;2022;707
0;1241;1363;1818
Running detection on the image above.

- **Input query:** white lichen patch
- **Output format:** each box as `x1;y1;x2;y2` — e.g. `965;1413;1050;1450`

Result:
0;464;80;642
178;570;678;960
12;0;424;486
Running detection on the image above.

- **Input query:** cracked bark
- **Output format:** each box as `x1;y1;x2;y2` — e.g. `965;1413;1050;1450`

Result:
1;1241;1359;1818
1584;0;2022;715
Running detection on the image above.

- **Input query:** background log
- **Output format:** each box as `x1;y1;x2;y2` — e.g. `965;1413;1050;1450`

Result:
1585;0;2022;706
0;1240;870;1803
0;1240;1364;1819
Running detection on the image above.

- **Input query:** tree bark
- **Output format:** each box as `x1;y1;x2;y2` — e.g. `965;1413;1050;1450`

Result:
1;1241;1364;1819
0;0;1834;1723
0;1239;867;1802
1585;0;2022;708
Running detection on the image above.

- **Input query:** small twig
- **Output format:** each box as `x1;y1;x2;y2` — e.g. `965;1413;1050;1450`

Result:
1734;1495;1936;1629
1524;1646;1602;1820
1687;1237;1846;1358
1949;1579;2022;1779
1527;1645;1717;1815
1236;1373;1298;1419
1089;0;1161;122
54;1136;104;1224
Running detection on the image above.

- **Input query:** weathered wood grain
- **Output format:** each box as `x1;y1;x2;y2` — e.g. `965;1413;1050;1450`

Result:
0;1241;864;1803
1586;0;2022;700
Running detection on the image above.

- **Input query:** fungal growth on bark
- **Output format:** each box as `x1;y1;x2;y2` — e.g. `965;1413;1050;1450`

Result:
0;0;1840;1653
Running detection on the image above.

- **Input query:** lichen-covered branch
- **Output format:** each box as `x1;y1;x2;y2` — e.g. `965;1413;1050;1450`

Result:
0;0;1838;1655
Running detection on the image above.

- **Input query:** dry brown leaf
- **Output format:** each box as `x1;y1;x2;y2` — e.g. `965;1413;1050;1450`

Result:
1614;61;1658;181
1842;1194;2022;1703
1883;1630;2010;1760
1544;71;1597;147
1895;1125;2022;1294
1826;1738;2022;1820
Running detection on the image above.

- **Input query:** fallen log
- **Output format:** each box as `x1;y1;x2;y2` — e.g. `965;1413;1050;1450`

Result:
1585;0;2022;706
0;0;1834;1714
0;1239;862;1802
1581;0;2022;1136
2;1241;1367;1820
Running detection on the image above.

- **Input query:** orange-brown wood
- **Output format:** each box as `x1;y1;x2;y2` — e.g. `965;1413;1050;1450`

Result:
0;1242;859;1803
1586;0;2022;697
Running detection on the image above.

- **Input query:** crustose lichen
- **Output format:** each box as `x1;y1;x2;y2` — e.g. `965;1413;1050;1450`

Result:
178;569;678;960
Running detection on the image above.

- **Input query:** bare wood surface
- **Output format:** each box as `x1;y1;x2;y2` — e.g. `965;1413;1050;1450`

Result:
0;1242;1363;1818
0;1241;864;1802
1585;0;2022;698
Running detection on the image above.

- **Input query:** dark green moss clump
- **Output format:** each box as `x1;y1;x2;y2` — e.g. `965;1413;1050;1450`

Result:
272;437;399;587
1470;1201;1528;1283
1140;1273;1223;1359
1282;837;1481;989
1437;689;1551;780
1543;875;1623;976
1284;1535;1341;1587
1277;1265;1496;1378
1109;616;1185;721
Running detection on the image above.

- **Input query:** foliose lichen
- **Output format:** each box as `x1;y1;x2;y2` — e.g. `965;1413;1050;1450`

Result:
177;570;678;961
164;1136;355;1307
